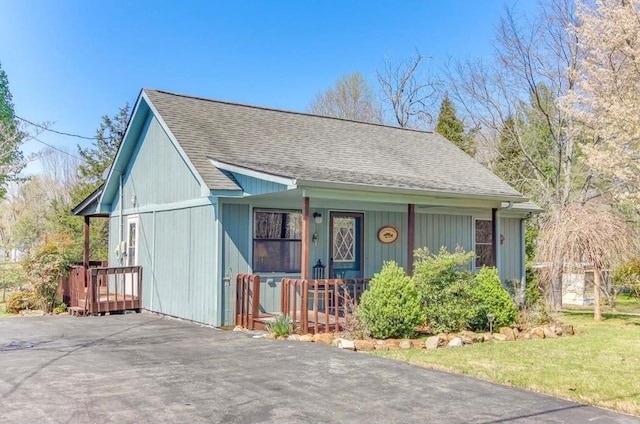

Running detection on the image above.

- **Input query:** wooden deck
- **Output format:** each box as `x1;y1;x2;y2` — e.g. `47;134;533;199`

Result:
64;265;142;315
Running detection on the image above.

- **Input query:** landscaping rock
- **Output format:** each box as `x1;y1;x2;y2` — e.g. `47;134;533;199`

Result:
531;327;545;339
499;327;516;341
459;331;476;345
287;334;301;341
385;339;400;347
312;333;335;345
561;324;574;336
264;333;276;339
373;342;389;351
354;340;375;351
492;333;508;342
543;327;557;339
399;340;412;350
232;326;245;332
300;334;314;342
425;336;440;350
337;339;356;350
480;332;492;342
411;339;425;349
447;337;464;347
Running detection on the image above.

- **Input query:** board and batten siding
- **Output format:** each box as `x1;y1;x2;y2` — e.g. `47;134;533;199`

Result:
415;213;473;255
112;115;203;212
499;217;522;283
107;111;218;325
364;210;408;277
149;205;216;324
229;172;288;196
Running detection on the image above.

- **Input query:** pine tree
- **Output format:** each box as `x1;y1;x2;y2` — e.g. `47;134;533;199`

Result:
435;94;475;156
0;62;24;198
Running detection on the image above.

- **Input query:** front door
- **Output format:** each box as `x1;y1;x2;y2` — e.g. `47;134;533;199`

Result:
329;212;364;279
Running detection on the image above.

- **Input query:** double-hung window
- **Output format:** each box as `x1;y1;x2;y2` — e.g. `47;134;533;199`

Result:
253;209;302;273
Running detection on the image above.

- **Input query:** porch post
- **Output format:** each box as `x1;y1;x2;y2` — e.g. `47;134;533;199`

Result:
301;196;310;280
491;208;498;267
407;204;415;275
83;216;90;270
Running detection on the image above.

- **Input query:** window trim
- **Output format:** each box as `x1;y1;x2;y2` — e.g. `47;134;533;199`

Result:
474;218;493;269
252;208;302;274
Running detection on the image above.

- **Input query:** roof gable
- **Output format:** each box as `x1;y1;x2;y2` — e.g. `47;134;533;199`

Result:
143;89;525;201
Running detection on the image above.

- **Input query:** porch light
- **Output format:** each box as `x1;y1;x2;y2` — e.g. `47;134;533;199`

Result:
313;212;323;224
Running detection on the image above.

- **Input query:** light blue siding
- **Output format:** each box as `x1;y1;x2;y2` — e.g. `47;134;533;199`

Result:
230;172;288;196
415;213;473;254
151;205;216;324
221;203;251;325
113;116;202;211
364;210;408;276
499;217;522;282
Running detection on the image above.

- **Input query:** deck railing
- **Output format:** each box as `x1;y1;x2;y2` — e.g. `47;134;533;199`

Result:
281;278;370;334
235;274;261;329
86;266;142;314
63;264;142;314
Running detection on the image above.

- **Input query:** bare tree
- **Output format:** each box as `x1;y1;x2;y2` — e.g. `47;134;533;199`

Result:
538;203;637;320
445;0;602;310
308;72;383;123
376;51;441;129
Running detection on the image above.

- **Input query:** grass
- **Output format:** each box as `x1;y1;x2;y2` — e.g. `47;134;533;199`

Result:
373;313;640;416
564;293;640;316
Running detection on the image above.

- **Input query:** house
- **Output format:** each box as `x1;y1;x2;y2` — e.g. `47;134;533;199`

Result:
72;89;541;327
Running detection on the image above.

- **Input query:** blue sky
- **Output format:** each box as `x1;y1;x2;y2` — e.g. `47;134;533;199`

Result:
0;0;536;175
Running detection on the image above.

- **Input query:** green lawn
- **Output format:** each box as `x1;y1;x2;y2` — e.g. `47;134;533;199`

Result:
374;314;640;416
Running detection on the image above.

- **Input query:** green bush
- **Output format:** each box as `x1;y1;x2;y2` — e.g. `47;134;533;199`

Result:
267;314;293;337
413;247;476;333
614;259;640;302
358;261;424;339
53;303;67;314
23;236;72;313
468;267;517;331
5;291;39;314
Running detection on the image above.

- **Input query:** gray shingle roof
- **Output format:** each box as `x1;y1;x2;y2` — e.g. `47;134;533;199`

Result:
144;89;525;200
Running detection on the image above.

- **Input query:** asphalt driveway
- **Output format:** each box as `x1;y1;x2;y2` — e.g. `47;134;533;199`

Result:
0;314;637;424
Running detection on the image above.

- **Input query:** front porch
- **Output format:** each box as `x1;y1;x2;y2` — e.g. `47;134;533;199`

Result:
235;274;369;333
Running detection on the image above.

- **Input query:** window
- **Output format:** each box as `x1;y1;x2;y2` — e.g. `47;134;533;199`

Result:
126;216;138;267
253;209;302;273
475;219;493;268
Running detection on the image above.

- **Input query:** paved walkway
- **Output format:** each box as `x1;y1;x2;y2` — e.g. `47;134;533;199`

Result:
0;314;637;423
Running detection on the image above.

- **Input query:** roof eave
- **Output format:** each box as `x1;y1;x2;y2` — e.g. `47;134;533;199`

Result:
296;179;527;204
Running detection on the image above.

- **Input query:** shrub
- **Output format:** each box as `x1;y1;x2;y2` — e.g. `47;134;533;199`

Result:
5;291;39;314
613;259;640;302
0;263;28;301
413;247;477;333
53;303;67;314
468;267;517;331
267;314;293;337
23;235;72;313
358;261;424;339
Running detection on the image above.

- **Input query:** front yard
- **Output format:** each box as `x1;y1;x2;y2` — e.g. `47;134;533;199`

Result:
374;313;640;416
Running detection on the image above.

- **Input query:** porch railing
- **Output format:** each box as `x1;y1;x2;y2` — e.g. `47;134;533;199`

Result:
235;274;261;329
281;278;370;334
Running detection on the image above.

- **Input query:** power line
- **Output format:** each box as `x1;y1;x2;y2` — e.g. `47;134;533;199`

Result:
16;115;98;140
31;136;82;160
